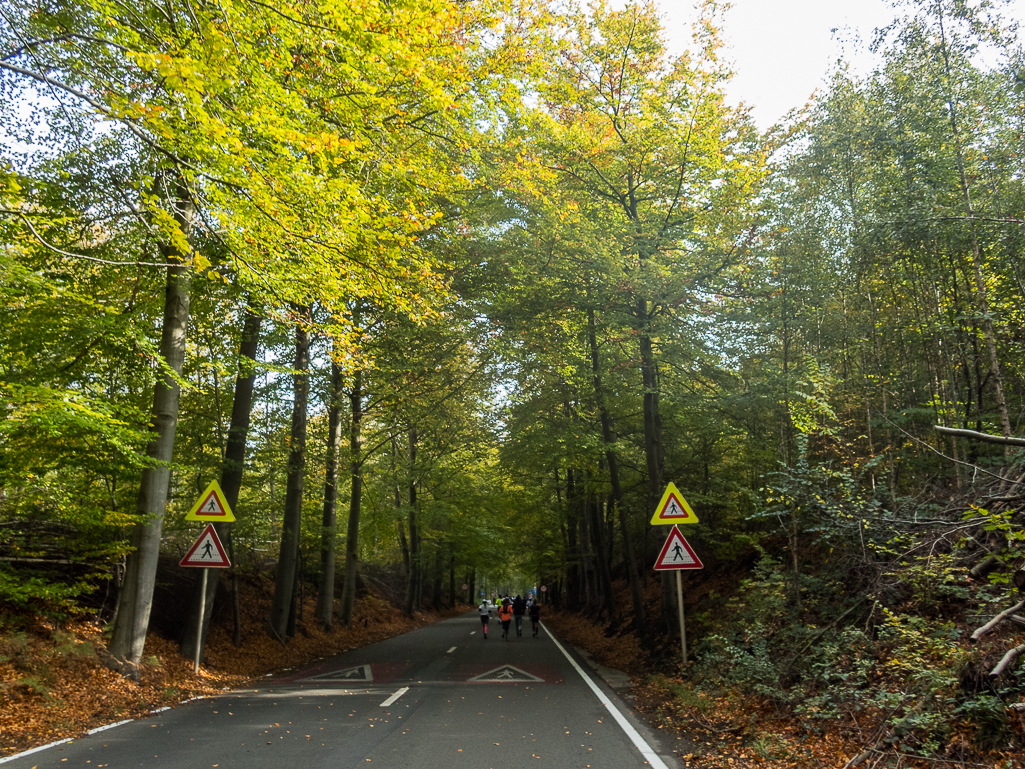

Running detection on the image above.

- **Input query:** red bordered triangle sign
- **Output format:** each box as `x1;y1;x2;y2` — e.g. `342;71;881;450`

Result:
185;480;235;522
180;524;231;568
654;526;703;571
649;482;699;525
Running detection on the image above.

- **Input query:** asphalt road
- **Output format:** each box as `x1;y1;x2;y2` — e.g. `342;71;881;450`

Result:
1;611;678;769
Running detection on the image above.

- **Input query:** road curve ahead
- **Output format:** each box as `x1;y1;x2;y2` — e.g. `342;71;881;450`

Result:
1;611;677;769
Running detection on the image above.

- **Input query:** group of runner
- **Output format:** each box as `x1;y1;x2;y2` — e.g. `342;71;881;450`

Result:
477;593;540;640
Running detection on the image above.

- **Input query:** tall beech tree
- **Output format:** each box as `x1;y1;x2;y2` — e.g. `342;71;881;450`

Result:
267;308;311;642
515;0;764;627
315;352;345;631
107;174;195;675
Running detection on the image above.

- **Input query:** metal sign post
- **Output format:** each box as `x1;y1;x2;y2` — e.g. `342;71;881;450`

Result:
653;521;703;668
180;523;231;674
194;569;208;674
676;571;686;665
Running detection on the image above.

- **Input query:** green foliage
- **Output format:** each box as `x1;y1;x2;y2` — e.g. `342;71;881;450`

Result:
692;532;1025;759
962;505;1025;585
648;674;713;715
888;552;972;607
953;693;1017;751
0;564;97;618
52;630;95;660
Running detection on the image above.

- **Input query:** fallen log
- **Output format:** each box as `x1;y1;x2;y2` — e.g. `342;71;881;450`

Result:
990;642;1025;677
969;555;1003;581
971;599;1025;642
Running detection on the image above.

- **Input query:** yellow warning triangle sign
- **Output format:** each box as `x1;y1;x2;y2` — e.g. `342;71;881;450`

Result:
649;482;699;525
185;480;235;522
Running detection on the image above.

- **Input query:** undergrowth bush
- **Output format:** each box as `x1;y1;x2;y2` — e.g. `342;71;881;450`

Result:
692;540;1025;759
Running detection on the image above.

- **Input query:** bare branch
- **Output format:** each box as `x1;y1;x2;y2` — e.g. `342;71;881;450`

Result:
6;210;171;267
935;424;1025;447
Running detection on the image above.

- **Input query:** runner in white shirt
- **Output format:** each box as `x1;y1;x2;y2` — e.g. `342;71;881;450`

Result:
478;600;491;640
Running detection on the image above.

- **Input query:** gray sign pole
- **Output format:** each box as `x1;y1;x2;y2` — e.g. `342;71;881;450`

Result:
194;568;208;674
676;570;687;666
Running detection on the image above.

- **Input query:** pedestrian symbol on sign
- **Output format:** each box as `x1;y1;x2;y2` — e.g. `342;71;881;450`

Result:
179;524;231;568
653;526;703;571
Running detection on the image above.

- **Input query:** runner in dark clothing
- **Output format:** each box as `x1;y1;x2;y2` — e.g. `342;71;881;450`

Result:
512;594;526;637
528;600;541;637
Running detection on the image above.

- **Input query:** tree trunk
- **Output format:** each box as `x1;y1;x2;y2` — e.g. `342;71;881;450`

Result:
108;176;195;677
316;356;345;631
637;296;672;633
267;308;310;642
405;429;421;615
181;301;261;660
431;542;443;609
587;482;616;617
448;551;456;608
339;365;364;627
587;305;645;627
393;435;410;580
564;465;582;610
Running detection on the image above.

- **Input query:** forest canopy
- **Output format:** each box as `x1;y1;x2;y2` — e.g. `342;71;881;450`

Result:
2;0;1025;763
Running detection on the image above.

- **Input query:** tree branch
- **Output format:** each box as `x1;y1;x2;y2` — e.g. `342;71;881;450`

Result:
934;424;1025;447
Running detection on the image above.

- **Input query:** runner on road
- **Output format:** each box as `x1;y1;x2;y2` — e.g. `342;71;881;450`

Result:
512;594;527;637
498;598;513;640
528;599;541;637
478;599;491;640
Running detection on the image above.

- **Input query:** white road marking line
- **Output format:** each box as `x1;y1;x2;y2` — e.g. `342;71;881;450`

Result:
544;623;670;769
87;719;133;735
447;646;457;653
0;739;72;763
379;686;410;708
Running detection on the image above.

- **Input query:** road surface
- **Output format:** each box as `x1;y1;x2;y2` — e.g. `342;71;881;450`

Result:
1;611;679;768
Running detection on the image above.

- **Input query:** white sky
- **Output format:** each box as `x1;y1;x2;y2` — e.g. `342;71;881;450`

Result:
651;0;1025;128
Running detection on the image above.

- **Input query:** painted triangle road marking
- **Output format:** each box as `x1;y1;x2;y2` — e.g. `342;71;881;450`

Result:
179;524;231;568
649;482;699;525
469;665;543;683
185;480;236;522
301;665;374;683
653;526;704;571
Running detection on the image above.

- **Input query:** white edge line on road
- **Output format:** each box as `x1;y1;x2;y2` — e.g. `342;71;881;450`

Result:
544;623;670;769
0;693;204;763
379;686;410;708
0;739;72;763
447;646;457;653
86;719;133;735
